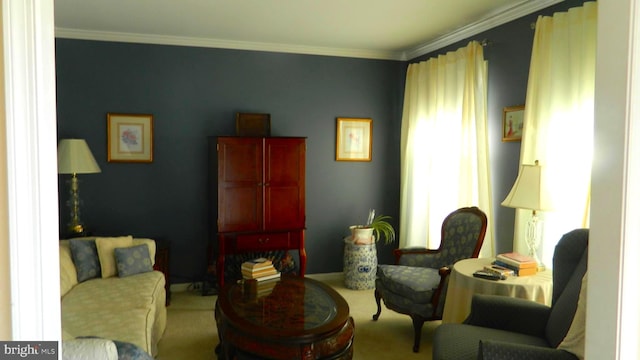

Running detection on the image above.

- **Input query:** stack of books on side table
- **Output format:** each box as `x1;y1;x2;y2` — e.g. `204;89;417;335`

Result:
493;252;538;276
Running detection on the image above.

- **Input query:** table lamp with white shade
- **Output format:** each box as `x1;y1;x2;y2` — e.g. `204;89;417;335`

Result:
57;139;101;235
501;160;552;270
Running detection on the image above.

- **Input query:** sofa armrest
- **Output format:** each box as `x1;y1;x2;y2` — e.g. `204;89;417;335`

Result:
465;294;551;337
62;338;118;360
478;340;578;360
132;238;157;266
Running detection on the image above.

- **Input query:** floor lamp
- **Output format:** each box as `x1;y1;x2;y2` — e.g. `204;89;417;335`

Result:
57;139;101;236
501;160;552;270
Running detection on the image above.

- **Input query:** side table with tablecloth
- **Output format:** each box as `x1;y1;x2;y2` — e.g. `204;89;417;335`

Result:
442;257;553;323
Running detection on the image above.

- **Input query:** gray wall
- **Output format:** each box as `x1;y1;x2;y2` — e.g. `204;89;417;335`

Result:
56;41;404;283
55;0;588;284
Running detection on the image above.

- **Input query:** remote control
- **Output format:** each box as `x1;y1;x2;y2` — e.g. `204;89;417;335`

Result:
472;271;504;281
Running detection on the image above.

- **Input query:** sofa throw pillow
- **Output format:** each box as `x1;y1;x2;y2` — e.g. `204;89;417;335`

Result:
69;239;101;282
557;273;587;360
112;340;153;360
114;244;153;277
95;236;134;278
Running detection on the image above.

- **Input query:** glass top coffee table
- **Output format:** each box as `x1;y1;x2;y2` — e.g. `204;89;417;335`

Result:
215;276;354;360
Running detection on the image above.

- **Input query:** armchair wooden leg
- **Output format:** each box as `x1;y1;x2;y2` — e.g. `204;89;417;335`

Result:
372;289;382;320
411;315;425;353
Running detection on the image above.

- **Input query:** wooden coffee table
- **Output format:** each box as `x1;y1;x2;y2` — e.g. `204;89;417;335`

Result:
215;276;354;359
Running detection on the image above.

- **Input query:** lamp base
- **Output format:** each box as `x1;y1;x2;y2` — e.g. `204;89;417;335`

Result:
69;224;85;234
66;224;90;238
66;174;90;238
525;210;545;272
527;249;546;272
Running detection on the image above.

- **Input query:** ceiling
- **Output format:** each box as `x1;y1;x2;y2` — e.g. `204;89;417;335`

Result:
54;0;563;61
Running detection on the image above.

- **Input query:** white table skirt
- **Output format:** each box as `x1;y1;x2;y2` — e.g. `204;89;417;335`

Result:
442;257;553;323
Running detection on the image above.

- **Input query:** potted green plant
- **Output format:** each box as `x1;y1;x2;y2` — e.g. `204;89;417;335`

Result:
349;209;396;245
344;209;396;290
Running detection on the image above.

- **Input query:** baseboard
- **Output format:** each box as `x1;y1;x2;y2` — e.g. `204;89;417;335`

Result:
170;283;193;293
170;272;344;292
305;272;343;282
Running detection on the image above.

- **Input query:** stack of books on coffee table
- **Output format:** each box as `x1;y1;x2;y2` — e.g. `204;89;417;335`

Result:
241;258;281;282
241;258;281;297
493;252;538;276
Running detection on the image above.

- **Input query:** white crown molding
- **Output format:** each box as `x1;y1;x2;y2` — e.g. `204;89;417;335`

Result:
55;0;565;61
402;0;565;60
54;28;402;61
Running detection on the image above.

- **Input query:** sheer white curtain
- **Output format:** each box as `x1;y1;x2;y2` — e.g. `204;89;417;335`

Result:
400;41;494;257
514;2;597;268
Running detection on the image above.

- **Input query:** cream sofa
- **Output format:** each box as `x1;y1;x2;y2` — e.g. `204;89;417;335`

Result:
59;236;167;357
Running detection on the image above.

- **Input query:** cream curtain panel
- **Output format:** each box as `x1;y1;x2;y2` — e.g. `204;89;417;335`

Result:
514;2;597;268
399;41;494;257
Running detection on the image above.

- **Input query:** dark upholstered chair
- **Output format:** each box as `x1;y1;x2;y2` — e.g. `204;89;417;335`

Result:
432;228;589;360
373;206;487;352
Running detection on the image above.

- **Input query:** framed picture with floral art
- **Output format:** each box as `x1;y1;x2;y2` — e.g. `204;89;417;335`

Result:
336;117;372;161
107;113;154;162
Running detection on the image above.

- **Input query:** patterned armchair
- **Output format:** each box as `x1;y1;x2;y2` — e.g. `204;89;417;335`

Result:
432;228;589;360
372;206;487;352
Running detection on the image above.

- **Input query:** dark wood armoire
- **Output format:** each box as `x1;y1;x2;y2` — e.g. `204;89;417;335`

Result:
209;136;306;287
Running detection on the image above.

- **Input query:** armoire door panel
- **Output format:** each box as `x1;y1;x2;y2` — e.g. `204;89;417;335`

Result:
266;160;299;182
217;138;263;232
264;138;305;231
265;139;305;183
219;186;262;232
218;139;262;183
264;187;305;229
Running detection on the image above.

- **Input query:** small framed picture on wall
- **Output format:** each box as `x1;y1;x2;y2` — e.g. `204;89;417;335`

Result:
107;113;154;162
502;105;525;142
336;117;373;161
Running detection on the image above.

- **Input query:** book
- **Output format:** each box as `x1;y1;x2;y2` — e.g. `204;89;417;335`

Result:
496;253;537;269
499;252;537;263
242;265;277;274
493;260;537;276
241;258;273;271
242;266;278;279
512;266;537;276
483;264;515;277
242;264;275;274
242;257;272;266
253;272;281;282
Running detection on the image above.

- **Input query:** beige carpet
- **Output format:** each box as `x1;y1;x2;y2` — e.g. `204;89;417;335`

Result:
156;274;439;359
155;288;218;359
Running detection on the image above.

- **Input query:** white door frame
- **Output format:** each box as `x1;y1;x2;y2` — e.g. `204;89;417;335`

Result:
2;0;61;342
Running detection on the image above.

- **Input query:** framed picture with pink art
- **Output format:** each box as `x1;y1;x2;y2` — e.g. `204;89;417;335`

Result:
336;117;372;161
107;113;154;162
502;105;525;142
